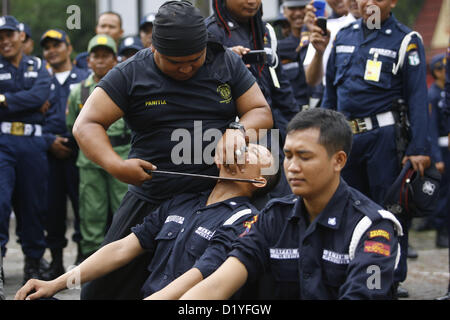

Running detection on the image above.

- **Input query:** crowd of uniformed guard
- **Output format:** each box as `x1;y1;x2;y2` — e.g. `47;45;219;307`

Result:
0;0;449;300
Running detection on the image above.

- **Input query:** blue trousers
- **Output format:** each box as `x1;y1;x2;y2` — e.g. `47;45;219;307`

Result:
45;153;81;250
431;148;450;230
0;135;48;259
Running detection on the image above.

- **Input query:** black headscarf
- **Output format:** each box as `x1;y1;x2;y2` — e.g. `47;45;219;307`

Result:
152;1;208;56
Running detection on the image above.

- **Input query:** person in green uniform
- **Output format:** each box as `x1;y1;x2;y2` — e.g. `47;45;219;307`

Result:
66;35;131;260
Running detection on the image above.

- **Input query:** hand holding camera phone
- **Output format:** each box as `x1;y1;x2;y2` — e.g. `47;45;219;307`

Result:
313;0;327;35
242;50;267;65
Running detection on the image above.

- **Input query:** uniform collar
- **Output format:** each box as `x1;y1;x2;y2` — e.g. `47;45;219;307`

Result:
288;178;350;230
315;178;350;230
356;14;396;36
197;190;251;211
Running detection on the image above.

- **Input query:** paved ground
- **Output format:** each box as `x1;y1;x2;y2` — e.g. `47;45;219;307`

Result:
2;216;449;300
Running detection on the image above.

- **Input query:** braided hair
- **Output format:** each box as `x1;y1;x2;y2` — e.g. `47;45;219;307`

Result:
212;0;267;72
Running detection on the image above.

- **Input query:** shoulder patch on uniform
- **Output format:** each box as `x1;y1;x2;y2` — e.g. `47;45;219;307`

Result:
239;215;258;237
368;229;391;241
364;240;391;257
408;51;420;66
406;43;418;52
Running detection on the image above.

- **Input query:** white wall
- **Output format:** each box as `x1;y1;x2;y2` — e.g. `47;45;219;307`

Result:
97;0;139;36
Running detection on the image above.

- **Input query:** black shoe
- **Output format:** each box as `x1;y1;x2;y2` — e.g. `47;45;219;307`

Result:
39;257;50;273
1;264;5;285
396;284;410;298
435;291;450;300
41;261;65;281
23;257;42;285
42;248;65;281
436;229;449;248
74;243;84;266
0;265;4;286
407;245;418;259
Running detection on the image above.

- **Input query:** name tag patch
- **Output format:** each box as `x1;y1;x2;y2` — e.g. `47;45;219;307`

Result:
165;215;184;225
369;48;397;59
195;227;215;240
0;73;12;80
24;71;38;78
336;45;355;54
270;248;299;260
322;249;350;264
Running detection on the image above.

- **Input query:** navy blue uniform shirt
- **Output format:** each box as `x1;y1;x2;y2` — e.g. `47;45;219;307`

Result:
132;191;257;298
446;45;450;131
428;83;448;162
322;15;429;156
278;33;309;107
97;41;255;203
43;65;89;148
230;179;400;299
0;55;51;124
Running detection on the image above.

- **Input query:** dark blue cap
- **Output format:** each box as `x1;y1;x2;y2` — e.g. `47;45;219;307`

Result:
119;36;144;56
19;22;32;38
429;53;446;71
140;13;156;29
74;51;89;69
384;161;441;218
40;29;70;47
0;16;21;32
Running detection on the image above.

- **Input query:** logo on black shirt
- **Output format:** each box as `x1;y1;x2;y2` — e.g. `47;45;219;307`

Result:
217;84;232;104
145;99;167;107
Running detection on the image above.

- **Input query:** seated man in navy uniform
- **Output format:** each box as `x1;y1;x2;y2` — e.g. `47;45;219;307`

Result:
74;1;273;300
180;108;402;300
320;0;430;296
15;143;277;300
0;16;52;284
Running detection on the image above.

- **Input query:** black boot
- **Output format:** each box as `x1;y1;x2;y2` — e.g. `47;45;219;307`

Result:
39;257;50;273
74;242;83;266
23;257;42;284
42;248;65;281
436;228;449;248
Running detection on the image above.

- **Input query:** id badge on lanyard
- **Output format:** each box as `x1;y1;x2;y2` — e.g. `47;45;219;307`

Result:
364;52;382;82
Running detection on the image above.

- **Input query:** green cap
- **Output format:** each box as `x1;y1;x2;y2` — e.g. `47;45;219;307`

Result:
87;34;117;55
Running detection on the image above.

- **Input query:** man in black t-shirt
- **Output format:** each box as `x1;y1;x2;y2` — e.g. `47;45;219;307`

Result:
74;1;273;299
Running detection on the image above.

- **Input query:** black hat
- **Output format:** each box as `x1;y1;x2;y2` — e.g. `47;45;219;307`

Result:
384;161;441;218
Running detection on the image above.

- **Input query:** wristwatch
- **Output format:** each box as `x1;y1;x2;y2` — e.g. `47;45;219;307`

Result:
0;94;6;107
228;121;246;136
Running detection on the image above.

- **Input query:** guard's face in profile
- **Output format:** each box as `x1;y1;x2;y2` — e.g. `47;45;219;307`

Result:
153;48;207;81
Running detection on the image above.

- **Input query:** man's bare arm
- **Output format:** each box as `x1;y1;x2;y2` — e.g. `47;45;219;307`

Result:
179;257;248;300
15;234;145;300
145;268;204;300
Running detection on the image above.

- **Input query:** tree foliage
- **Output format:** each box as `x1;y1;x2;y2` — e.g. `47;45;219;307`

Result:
1;0;96;58
392;0;425;28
